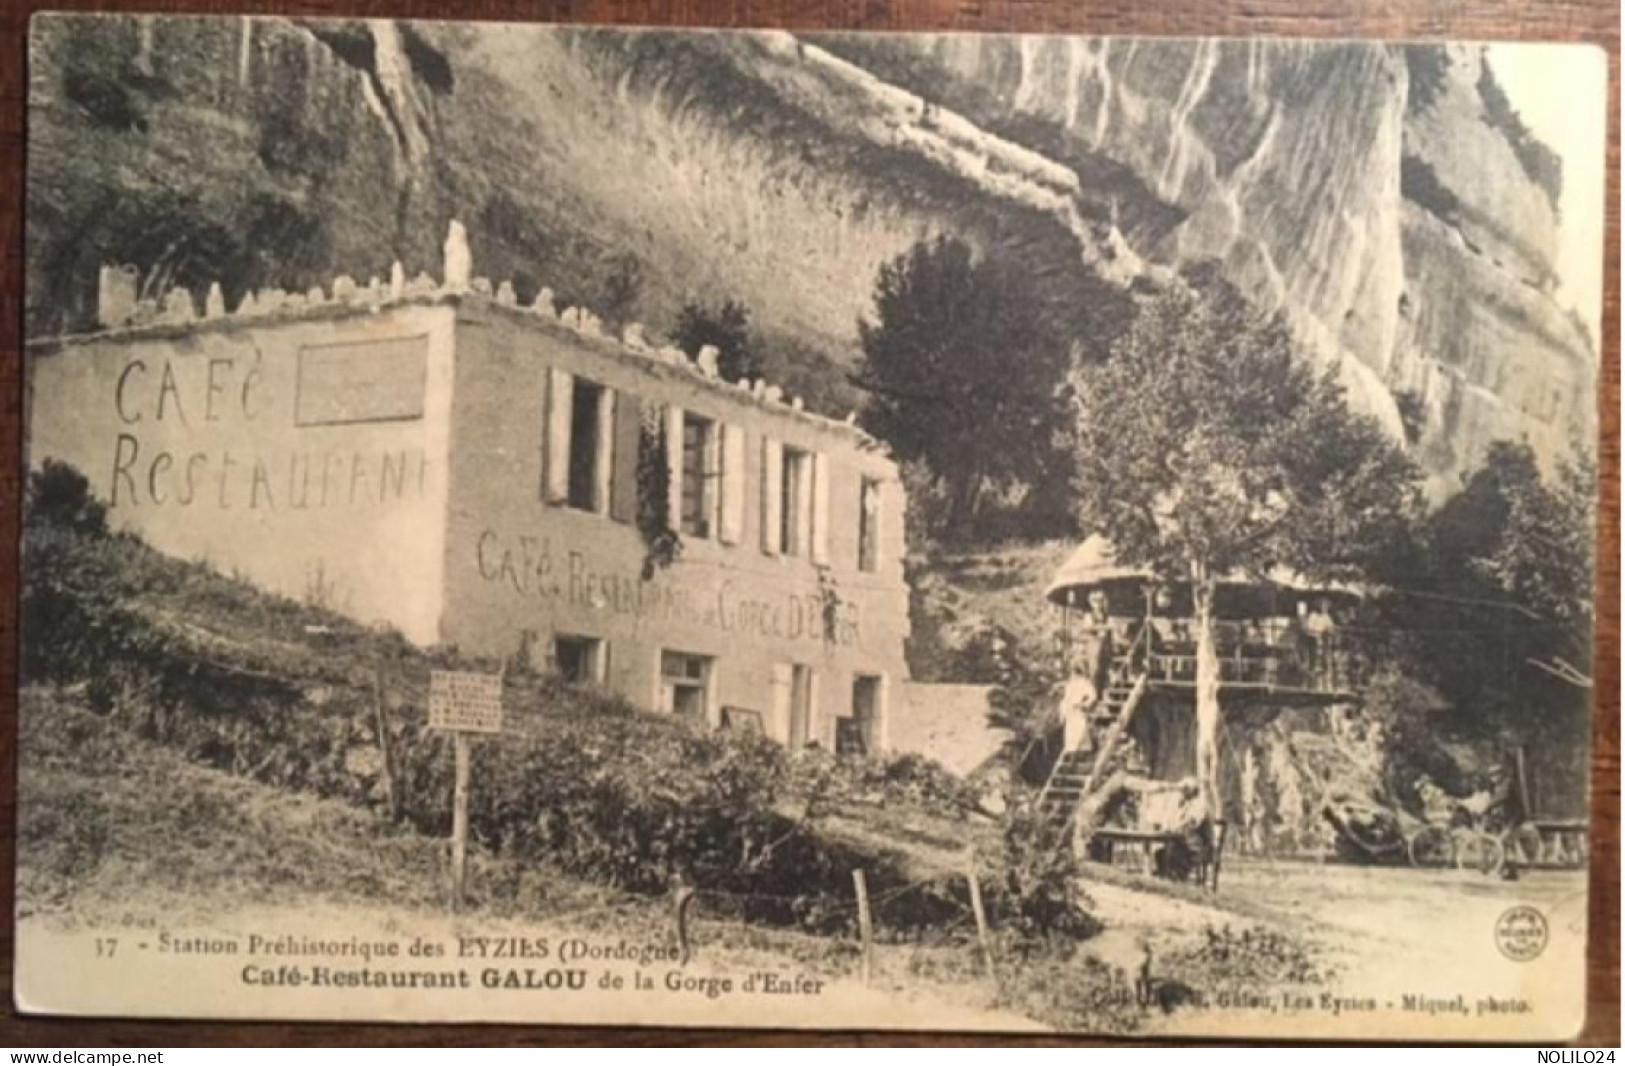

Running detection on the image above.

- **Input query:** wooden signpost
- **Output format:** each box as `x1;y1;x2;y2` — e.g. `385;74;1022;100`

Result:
852;869;874;986
428;669;505;909
964;853;996;980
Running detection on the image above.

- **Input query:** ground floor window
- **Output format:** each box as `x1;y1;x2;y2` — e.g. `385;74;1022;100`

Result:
554;634;605;685
789;664;814;747
770;663;817;747
660;650;713;722
844;674;883;754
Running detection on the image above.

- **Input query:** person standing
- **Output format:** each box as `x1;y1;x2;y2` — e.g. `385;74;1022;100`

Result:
1304;597;1337;688
1061;591;1114;752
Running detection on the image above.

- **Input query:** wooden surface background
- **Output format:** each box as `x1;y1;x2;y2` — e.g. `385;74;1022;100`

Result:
0;0;1616;1047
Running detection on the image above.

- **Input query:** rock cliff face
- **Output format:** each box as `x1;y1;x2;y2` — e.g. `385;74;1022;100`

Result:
810;34;1597;491
26;17;1596;490
1390;46;1594;490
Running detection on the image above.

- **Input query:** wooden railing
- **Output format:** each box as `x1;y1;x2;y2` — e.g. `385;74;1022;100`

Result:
1144;643;1360;694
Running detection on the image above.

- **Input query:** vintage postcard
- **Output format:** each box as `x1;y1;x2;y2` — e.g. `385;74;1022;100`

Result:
17;14;1606;1039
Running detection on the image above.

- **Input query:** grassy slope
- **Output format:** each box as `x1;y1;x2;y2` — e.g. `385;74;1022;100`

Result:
18;519;1352;1034
20;508;999;915
17;685;1051;1029
17;685;612;927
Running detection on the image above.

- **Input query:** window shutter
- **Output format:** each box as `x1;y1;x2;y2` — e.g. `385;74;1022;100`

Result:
665;405;685;531
609;391;640;523
792;453;814;558
872;675;889;753
810;452;831;564
805;669;821;748
760;436;783;555
880;480;901;570
769;663;793;744
719;423;746;545
543;368;573;504
593;386;615;514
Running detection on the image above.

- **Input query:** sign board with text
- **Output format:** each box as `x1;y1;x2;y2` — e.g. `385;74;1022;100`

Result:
428;670;505;734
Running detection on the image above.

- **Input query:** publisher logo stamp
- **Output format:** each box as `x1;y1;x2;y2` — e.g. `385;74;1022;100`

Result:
1495;905;1548;962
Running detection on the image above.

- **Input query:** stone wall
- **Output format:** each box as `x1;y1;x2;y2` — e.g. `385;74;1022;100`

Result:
26;291;458;644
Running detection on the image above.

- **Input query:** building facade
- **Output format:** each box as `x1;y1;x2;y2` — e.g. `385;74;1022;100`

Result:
26;277;911;753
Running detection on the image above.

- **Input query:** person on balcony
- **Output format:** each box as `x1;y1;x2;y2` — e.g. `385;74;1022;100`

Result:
1304;597;1338;688
1060;591;1114;752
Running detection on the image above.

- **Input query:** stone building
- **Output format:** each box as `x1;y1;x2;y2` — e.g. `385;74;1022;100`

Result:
26;251;911;753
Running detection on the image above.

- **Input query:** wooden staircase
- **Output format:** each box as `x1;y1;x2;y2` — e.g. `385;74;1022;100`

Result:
1037;639;1151;844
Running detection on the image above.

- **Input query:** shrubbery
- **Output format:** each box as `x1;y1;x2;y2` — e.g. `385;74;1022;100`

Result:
20;460;1104;969
988;797;1100;951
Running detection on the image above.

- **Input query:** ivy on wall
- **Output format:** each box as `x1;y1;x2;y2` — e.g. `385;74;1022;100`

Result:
637;407;682;580
817;566;843;646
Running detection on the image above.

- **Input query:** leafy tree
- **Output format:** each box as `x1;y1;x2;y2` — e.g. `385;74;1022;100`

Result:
1360;441;1595;816
1069;263;1421;834
25;459;108;537
1420;442;1592;697
1422;442;1594;675
1478;446;1595;646
854;235;1074;537
672;299;762;383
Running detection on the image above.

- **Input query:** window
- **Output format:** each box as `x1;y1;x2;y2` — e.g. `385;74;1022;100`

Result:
851;674;882;752
680;412;718;538
543;370;620;514
660;651;712;723
554;635;605;685
761;440;827;561
770;663;817;747
788;665;815;747
858;477;881;572
780;446;811;556
568;379;606;511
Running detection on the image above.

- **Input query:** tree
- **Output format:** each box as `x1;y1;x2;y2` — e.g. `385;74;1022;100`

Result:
672;299;762;383
1420;441;1594;684
1419;440;1593;703
1069;263;1422;837
854;235;1074;537
1476;445;1595;654
1360;441;1596;818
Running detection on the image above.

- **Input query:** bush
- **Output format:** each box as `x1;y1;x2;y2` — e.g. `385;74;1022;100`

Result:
392;711;963;933
16;462;1047;946
997;947;1142;1033
987;649;1062;786
25;459;108;536
780;744;984;817
986;797;1100;951
1164;923;1332;987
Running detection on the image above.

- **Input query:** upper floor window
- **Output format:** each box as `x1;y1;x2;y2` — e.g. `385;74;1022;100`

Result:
680;412;718;538
543;369;636;521
780;446;812;557
568;379;607;512
761;438;829;563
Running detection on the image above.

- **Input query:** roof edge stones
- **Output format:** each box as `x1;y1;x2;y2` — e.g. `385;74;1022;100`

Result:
30;221;884;451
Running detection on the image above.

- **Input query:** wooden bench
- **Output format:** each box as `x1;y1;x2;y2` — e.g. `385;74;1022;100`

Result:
1088;824;1224;887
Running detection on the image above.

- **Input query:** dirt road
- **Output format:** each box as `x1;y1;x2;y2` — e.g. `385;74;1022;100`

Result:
1081;857;1590;1039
